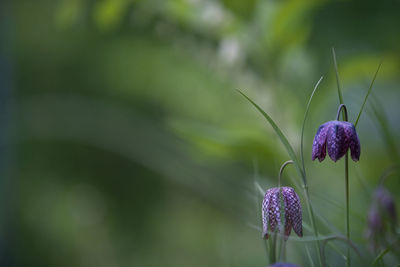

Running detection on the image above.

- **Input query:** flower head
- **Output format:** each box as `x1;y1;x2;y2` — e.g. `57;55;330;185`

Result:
262;187;302;240
366;186;397;250
312;120;360;162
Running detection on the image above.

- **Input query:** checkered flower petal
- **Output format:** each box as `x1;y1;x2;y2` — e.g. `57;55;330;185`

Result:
262;188;274;239
262;187;303;241
282;187;303;240
312;120;360;162
345;123;361;161
311;122;330;162
262;187;281;239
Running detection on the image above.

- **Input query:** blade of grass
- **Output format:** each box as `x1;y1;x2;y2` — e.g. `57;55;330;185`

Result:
369;96;400;162
306;245;316;267
371;238;400;266
332;47;344;105
237;90;304;181
321;236;366;267
301;76;324;175
238;90;323;266
253;160;270;262
354;62;382;127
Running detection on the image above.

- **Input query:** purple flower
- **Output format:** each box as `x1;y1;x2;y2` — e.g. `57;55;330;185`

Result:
366;186;397;250
262;187;303;240
312;120;360;162
268;263;301;267
375;187;397;225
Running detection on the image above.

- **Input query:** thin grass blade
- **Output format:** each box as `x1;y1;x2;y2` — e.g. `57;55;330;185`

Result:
306;245;316;267
354;62;382;127
301;76;324;174
237;90;305;182
332;47;344;104
371;238;400;266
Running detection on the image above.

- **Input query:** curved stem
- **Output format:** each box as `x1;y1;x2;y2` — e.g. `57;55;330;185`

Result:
336;104;348;121
335;104;351;267
279;160;294;187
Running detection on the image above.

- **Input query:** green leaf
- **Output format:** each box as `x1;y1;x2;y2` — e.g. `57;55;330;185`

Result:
354;62;382;127
301;76;323;174
332;47;344;105
237;90;305;183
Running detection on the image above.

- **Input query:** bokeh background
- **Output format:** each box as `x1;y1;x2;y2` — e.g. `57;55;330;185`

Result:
1;0;400;266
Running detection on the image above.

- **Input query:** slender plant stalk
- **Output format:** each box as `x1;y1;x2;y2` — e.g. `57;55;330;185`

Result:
270;231;277;263
299;77;324;267
336;104;350;267
238;90;323;266
332;49;351;267
304;188;323;267
332;47;344;105
345;153;350;267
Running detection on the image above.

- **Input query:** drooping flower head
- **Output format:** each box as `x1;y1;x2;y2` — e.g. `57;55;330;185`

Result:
366;186;397;251
262;186;303;240
312;120;360;162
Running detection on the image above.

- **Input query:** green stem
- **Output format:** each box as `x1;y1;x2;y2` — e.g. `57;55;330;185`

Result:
345;152;350;267
336;104;351;267
304;187;323;267
270;232;277;263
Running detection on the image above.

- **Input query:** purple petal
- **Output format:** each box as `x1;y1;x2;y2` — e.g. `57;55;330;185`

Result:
312;123;330;162
327;121;349;162
345;123;360;161
268;188;281;234
375;187;397;227
282;187;302;238
262;188;274;239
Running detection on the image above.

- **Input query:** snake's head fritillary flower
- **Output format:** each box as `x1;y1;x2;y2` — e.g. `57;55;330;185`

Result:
312;120;360;162
374;187;397;229
262;187;302;240
268;263;302;267
366;186;397;250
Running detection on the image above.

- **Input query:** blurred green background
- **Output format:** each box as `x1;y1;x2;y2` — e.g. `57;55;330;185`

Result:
1;0;400;266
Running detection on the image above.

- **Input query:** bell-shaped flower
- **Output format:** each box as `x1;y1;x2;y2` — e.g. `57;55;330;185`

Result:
312;120;360;162
262;187;303;240
366;186;397;250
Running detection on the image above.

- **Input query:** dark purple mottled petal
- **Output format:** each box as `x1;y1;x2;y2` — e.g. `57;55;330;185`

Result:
345;123;360;161
327;121;349;162
375;187;397;227
262;188;274;239
312;122;330;162
268;188;281;234
282;187;303;238
282;187;292;240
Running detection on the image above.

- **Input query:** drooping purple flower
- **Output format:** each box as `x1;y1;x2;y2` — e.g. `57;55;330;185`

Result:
262;187;303;240
374;187;397;228
268;263;302;267
312;120;360;162
366;186;397;251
